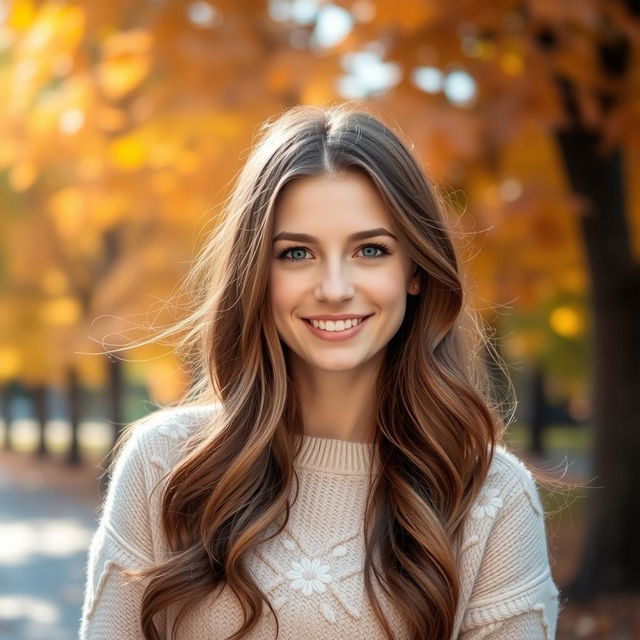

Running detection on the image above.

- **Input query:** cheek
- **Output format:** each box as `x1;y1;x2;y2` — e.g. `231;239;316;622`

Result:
269;269;298;317
369;269;409;304
367;271;409;329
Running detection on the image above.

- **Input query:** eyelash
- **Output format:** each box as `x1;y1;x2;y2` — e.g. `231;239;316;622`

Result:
276;242;392;263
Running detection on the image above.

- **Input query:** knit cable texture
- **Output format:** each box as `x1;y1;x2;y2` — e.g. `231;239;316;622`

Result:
79;405;561;639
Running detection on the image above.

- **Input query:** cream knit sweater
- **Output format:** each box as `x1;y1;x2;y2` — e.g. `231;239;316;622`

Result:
79;405;560;639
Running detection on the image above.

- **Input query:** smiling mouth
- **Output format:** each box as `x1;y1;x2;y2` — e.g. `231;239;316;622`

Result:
303;314;374;330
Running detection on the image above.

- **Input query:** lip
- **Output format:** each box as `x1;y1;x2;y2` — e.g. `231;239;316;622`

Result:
302;315;373;342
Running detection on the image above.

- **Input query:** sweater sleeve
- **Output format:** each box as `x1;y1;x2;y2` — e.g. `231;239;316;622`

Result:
79;424;163;640
458;456;561;640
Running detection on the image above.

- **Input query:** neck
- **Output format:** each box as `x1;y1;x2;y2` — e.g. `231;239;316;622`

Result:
290;351;383;444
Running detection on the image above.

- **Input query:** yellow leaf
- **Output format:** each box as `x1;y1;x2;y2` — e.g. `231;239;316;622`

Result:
77;156;104;180
473;39;496;61
109;135;146;170
41;296;82;326
97;106;127;132
92;195;127;230
41;269;68;295
0;139;18;169
76;354;106;388
102;29;153;58
175;149;199;174
29;102;59;135
301;81;335;106
8;0;35;30
504;330;548;359
143;244;168;269
17;4;84;55
97;54;152;100
560;269;587;294
49;187;85;239
549;306;584;338
147;142;176;169
8;163;37;191
500;52;524;76
266;61;292;93
150;169;178;194
53;6;85;49
78;230;100;256
97;29;153;100
0;347;21;380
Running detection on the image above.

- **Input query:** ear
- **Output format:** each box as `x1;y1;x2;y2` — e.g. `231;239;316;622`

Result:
408;264;420;295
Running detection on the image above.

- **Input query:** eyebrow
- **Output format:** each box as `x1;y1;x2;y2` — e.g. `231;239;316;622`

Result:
272;227;398;243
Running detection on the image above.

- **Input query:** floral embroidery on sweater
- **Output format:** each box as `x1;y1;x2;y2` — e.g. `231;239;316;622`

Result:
471;486;503;520
253;527;365;623
285;557;333;596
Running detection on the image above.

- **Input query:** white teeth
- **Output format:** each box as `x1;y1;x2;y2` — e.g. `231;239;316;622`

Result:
310;318;363;332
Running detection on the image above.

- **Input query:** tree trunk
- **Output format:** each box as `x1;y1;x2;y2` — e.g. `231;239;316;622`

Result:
32;384;48;457
66;367;82;465
1;383;11;451
109;354;124;449
556;128;640;597
100;354;125;497
529;364;547;457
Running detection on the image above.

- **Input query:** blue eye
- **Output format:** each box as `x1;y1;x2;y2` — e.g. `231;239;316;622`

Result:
276;246;310;262
277;242;392;263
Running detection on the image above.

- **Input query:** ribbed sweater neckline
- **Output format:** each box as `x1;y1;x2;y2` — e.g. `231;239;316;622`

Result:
295;433;375;475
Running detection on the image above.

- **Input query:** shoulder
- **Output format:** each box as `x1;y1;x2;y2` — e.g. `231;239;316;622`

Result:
480;444;545;518
490;443;539;484
119;403;222;477
457;445;560;634
132;402;222;445
460;443;550;574
94;405;224;562
461;442;553;587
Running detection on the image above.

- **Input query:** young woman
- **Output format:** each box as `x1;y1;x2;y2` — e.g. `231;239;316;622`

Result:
80;104;561;639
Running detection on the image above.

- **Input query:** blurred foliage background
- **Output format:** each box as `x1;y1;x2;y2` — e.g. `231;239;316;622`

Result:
1;1;640;637
3;0;627;411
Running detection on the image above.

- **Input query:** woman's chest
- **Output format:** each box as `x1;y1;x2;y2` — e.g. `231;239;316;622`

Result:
168;472;410;639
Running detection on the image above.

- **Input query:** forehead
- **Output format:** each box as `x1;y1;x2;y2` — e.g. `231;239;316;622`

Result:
273;171;395;233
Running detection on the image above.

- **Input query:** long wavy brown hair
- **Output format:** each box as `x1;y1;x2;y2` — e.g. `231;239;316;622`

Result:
109;103;569;640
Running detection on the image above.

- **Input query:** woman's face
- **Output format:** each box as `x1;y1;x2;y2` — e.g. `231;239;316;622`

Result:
269;171;419;375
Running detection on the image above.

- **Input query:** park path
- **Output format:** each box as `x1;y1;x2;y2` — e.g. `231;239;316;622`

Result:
0;450;103;640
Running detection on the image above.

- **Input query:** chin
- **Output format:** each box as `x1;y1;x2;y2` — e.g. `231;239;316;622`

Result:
307;355;369;372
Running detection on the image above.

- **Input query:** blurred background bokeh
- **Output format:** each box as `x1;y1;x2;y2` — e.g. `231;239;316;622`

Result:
0;1;639;638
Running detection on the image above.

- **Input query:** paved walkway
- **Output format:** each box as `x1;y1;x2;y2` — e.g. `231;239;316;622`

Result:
0;451;102;640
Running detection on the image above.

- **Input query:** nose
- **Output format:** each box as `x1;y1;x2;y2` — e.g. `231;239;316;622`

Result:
314;259;354;302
